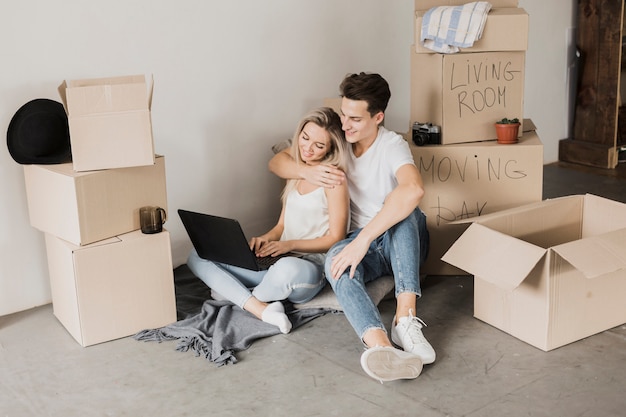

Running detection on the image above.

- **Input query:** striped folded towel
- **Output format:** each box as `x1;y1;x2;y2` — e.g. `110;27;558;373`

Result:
420;1;492;54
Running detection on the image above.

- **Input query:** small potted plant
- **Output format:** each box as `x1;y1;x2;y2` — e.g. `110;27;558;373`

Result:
495;117;521;144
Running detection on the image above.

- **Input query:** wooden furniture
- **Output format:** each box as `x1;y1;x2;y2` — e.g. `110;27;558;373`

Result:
559;0;624;169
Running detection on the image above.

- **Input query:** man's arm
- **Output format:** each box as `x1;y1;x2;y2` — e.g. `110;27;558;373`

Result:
329;163;424;279
357;163;424;244
269;149;345;188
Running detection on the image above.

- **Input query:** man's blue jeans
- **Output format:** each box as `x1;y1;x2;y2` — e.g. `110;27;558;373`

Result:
324;208;429;341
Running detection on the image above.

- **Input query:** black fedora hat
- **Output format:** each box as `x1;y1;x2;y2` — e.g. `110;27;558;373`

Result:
7;98;71;164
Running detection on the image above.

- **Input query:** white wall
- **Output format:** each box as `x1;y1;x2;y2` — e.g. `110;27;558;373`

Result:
521;0;578;153
0;0;574;316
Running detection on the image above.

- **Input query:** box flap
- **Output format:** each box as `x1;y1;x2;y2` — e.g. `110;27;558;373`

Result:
147;74;154;109
58;81;69;110
450;195;583;226
581;193;626;237
67;236;122;252
551;228;626;278
442;223;546;290
62;74;150;116
66;74;146;88
523;118;536;133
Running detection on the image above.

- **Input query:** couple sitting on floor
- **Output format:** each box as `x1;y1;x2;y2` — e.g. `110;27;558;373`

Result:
187;72;434;383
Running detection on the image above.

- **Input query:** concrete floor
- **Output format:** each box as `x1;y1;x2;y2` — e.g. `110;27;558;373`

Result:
2;162;626;417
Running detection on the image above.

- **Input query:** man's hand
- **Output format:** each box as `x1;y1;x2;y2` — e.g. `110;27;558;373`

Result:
269;149;345;188
329;236;370;280
302;163;345;188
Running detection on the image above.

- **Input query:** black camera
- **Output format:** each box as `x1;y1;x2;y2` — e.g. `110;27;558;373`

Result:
412;122;441;146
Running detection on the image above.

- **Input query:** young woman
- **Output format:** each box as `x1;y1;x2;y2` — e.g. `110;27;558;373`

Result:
187;107;349;334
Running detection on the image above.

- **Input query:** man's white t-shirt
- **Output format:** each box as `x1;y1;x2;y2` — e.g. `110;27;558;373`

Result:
347;126;415;231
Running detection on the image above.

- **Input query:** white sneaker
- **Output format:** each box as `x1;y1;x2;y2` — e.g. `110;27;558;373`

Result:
391;309;436;365
360;346;423;383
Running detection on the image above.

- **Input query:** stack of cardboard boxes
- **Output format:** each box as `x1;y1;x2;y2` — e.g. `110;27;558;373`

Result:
412;2;626;352
23;75;177;347
409;0;543;276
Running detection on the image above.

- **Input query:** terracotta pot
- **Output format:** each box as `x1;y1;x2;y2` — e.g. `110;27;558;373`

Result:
495;122;520;144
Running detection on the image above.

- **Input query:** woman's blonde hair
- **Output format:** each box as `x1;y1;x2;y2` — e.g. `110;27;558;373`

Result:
281;107;348;202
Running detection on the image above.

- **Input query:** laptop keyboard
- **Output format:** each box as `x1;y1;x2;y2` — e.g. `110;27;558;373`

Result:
255;253;296;269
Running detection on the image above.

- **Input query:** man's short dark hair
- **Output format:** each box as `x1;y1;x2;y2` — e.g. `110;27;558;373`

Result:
339;72;391;117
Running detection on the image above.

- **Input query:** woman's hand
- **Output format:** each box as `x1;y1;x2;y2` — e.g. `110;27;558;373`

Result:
249;236;269;253
254;240;293;257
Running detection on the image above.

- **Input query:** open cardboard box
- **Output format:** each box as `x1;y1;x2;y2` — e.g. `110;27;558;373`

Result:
442;194;626;351
45;229;176;347
58;74;155;172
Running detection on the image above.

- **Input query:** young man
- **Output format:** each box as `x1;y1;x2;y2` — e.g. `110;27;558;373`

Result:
269;72;434;382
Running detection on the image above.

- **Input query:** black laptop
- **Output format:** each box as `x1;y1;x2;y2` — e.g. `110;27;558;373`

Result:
178;209;292;271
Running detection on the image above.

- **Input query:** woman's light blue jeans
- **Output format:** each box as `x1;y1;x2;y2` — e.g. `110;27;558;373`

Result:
187;249;326;309
324;208;429;340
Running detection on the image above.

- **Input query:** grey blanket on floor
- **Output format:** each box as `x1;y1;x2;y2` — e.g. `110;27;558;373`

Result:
134;298;332;367
133;264;392;366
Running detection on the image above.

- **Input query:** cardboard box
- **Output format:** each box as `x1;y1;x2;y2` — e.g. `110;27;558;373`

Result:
442;194;626;351
416;0;518;10
412;124;543;275
58;74;155;172
410;48;525;144
45;229;176;347
415;8;529;53
323;97;342;116
24;155;167;246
